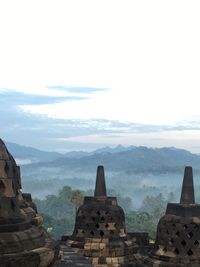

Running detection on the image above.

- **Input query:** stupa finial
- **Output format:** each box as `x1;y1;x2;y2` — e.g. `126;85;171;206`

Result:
94;165;107;197
180;166;195;204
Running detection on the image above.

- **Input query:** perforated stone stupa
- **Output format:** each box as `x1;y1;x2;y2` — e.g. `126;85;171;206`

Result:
67;165;137;266
0;139;58;267
144;166;200;267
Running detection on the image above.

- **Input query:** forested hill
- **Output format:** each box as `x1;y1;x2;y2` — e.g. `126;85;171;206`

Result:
22;146;200;175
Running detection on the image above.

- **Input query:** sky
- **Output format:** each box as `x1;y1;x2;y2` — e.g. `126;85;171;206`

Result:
1;1;200;152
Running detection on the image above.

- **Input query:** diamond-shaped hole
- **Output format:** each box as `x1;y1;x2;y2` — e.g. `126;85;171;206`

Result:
90;231;94;236
187;249;193;256
174;248;179;255
183;224;188;230
194;240;199;246
181;240;187;247
100;230;104;237
176;231;180;236
188;232;194;239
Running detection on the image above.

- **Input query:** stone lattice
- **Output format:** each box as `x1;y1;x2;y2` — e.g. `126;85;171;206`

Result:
66;166;138;266
144;166;200;267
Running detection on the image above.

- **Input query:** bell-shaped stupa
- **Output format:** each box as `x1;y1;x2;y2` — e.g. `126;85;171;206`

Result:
67;165;137;266
144;166;200;266
0;139;58;267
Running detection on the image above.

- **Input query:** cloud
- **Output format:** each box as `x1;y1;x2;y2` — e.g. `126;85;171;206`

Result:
0;1;200;128
0;89;117;150
47;86;108;94
1;88;200;152
0;89;87;105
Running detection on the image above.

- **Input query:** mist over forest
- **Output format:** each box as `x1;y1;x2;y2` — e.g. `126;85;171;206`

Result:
7;142;200;209
4;141;200;238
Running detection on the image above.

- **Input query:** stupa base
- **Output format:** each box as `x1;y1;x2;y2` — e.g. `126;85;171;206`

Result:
0;246;55;267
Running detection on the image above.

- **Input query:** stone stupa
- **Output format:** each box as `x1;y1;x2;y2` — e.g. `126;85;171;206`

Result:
0;139;58;267
67;165;137;266
144;166;200;267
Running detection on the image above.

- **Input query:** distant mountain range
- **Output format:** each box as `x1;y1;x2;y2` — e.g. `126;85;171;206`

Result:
6;142;136;164
33;146;200;172
5;142;199;177
6;142;62;163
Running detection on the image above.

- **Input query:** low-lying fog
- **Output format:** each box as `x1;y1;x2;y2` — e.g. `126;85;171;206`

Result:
21;170;200;210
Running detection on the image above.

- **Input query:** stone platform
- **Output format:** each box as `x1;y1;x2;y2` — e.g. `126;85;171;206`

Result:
53;242;93;267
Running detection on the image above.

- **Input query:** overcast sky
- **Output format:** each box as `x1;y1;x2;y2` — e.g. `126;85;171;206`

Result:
0;1;200;152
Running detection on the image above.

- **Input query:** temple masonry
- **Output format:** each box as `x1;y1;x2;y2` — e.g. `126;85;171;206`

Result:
65;165;145;266
1;138;200;266
0;139;59;267
141;166;200;267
